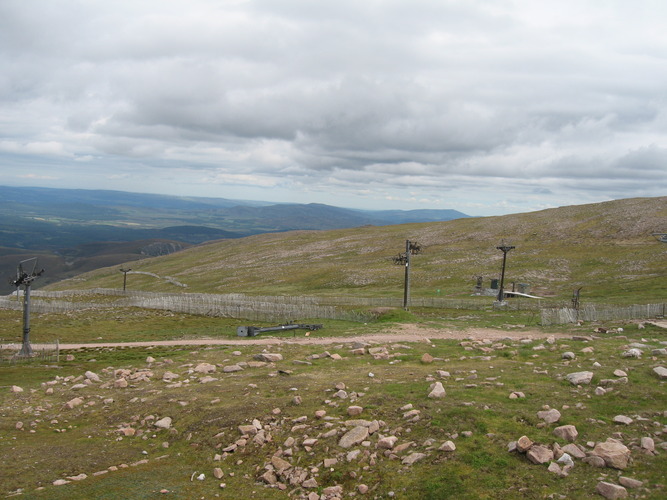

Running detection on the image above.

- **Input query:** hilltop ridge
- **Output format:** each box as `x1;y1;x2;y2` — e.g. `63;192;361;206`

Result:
47;196;667;304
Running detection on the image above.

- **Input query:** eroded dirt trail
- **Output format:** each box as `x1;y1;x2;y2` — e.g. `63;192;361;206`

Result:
30;324;573;350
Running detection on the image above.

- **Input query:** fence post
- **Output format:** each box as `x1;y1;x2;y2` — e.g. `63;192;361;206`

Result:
56;339;60;363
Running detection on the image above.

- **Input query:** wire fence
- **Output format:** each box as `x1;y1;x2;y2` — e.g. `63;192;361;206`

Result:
0;340;60;365
2;289;665;326
541;303;667;326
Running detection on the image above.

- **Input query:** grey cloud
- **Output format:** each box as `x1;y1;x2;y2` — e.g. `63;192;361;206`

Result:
1;0;666;214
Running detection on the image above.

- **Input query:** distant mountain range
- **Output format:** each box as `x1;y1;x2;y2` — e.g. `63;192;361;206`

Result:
0;185;469;292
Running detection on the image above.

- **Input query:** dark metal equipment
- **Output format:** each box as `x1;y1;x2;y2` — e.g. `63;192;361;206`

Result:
237;322;323;337
9;258;44;357
495;241;515;303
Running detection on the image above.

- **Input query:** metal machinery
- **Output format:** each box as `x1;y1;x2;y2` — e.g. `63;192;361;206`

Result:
237;322;323;337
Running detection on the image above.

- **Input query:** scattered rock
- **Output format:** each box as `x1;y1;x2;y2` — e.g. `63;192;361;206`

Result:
565;371;594;385
595;481;628;499
428;381;446;398
526;445;554;464
339;426;369;448
618;477;643;489
621;349;641;359
553;425;578;442
194;362;216;374
439;441;456;452
65;397;84;409
517;435;533;453
613;415;633;425
653;366;667;379
254;353;283;362
155;417;172;430
590;439;631;469
421;353;434;364
401;452;426;465
537;408;561;424
347;406;363;416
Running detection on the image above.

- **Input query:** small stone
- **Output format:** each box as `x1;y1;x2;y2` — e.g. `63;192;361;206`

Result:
114;378;128;388
613;369;627;377
428;381;446;398
358;484;369;494
537;409;561;424
254;353;283;362
640;436;654;452
421;353;434;364
222;364;243;373
618;477;643;489
65;397;84;409
582;455;607;468
612;415;633;425
85;371;101;382
155;417;172;429
302;478;318;488
517;435;533;453
401;452;427;465
562;352;575;360
146;356;156;363
378;436;398;449
595;481;628;499
595;386;607;396
653;366;667;379
10;385;24;393
347;406;363;416
194;362;216;374
271;456;292;473
621;348;642;359
439;440;456;452
565;371;594;385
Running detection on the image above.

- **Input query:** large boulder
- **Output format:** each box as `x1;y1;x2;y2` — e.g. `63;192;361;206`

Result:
338;426;369;448
591;439;631;469
526;445;554;465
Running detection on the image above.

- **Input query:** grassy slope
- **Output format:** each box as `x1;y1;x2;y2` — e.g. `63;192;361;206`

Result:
45;197;667;304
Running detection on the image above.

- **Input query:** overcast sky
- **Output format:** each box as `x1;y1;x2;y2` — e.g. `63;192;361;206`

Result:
1;1;666;216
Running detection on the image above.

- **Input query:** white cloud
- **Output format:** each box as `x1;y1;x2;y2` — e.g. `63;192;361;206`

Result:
0;0;666;215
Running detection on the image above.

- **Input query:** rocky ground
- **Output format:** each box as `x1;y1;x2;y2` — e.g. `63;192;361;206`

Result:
2;324;666;499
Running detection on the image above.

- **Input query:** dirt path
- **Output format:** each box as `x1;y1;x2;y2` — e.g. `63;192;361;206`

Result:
28;324;574;350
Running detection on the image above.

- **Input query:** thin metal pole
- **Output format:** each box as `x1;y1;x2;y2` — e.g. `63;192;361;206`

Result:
403;240;411;310
19;285;33;357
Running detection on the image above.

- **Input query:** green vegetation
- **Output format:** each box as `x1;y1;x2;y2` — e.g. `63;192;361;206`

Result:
44;197;666;305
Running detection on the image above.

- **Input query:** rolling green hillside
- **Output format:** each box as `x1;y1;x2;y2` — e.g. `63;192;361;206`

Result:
46;197;667;304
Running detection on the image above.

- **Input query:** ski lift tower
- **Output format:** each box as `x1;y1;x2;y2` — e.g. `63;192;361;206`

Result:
495;241;515;304
392;240;422;310
10;258;44;357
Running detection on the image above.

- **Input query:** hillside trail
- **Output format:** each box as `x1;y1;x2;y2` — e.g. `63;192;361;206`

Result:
33;324;574;350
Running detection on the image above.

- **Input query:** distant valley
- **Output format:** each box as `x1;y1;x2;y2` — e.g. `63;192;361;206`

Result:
0;186;469;293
